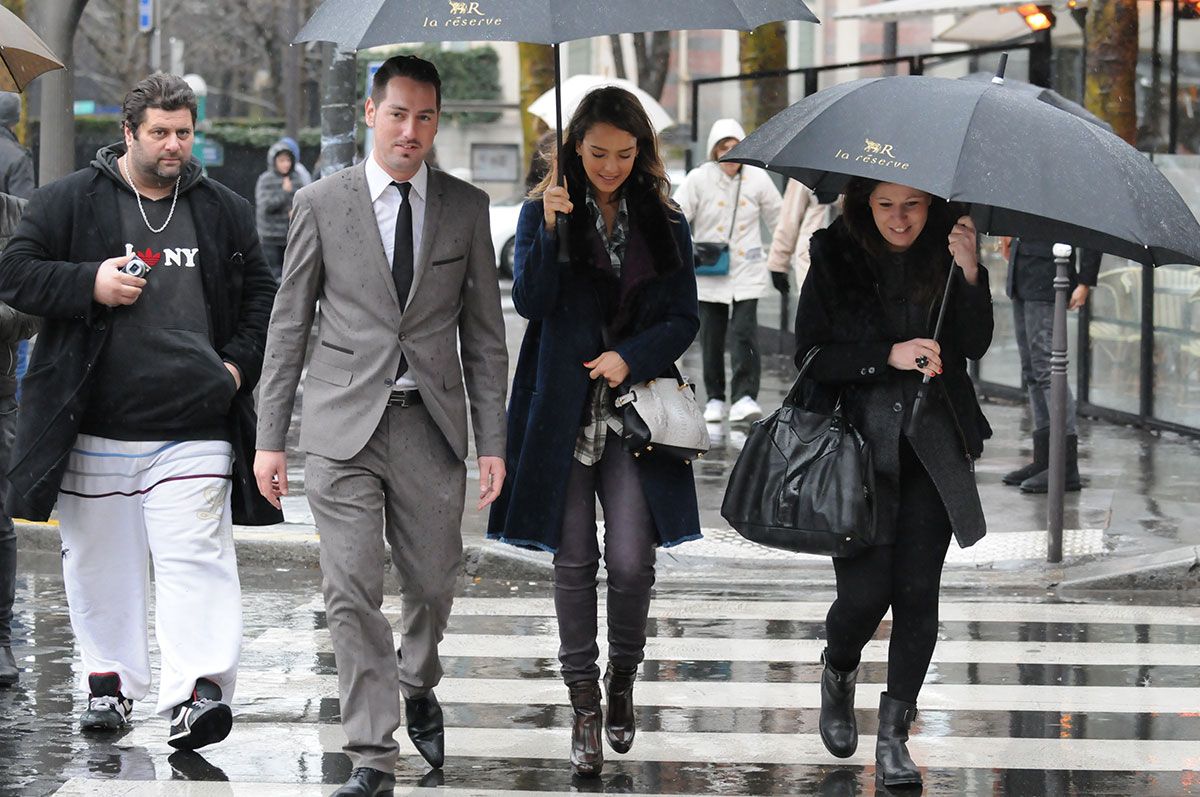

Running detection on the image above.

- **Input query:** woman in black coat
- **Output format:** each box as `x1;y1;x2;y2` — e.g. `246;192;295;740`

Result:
794;178;993;788
487;87;700;778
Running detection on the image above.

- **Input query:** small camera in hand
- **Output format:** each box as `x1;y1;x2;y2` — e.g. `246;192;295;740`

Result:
119;254;152;278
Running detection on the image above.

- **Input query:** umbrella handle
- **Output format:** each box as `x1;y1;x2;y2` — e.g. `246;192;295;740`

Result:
553;43;571;265
904;259;958;438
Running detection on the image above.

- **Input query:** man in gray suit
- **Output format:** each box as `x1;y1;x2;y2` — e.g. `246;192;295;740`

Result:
253;55;508;797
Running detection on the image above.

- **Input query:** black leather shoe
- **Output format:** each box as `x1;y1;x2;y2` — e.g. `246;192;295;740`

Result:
331;767;395;797
404;692;445;768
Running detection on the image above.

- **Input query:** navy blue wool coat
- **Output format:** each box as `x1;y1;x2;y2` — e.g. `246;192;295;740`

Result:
486;199;701;552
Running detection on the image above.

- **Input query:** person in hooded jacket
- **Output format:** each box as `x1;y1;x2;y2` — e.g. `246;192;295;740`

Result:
255;139;308;280
0;73;279;749
675;118;782;425
0;191;37;688
794;177;993;789
487;86;700;778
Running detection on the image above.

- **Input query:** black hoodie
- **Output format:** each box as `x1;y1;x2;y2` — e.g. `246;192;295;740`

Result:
80;143;237;441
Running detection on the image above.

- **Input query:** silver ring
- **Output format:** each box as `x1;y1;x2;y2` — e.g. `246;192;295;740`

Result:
915;355;930;370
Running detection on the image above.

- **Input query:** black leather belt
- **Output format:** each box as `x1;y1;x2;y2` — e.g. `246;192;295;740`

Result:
386;389;422;408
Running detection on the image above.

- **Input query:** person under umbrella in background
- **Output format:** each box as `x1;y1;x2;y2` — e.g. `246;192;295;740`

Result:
1000;236;1099;493
675;119;782;425
0;190;37;688
487;86;701;778
793;178;993;789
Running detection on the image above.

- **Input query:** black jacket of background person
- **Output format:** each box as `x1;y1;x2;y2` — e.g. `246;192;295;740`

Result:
1006;238;1102;303
0;144;282;526
0;193;38;399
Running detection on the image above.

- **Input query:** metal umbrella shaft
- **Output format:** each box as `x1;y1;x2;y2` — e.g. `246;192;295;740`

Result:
553;42;569;264
904;260;957;438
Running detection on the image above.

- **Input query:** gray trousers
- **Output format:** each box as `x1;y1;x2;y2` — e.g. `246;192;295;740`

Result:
554;432;657;685
1012;297;1077;435
305;402;466;773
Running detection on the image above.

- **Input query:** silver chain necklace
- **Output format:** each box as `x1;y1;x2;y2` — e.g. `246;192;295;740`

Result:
121;154;180;234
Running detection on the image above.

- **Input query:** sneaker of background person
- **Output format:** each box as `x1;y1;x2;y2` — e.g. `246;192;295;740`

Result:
168;677;233;750
80;672;133;731
728;395;764;423
703;398;725;422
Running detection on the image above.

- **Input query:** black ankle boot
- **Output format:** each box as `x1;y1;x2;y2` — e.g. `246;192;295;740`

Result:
603;662;638;754
1020;433;1082;493
818;649;858;758
876;692;922;788
1003;426;1049;485
567;681;603;777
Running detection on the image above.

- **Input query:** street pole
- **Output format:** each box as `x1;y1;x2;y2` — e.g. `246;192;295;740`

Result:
319;43;357;178
1046;243;1073;563
1170;0;1180;153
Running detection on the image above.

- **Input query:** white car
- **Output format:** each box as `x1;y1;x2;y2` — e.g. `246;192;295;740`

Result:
488;170;686;279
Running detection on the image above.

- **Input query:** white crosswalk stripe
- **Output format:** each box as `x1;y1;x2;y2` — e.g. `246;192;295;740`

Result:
54;592;1200;795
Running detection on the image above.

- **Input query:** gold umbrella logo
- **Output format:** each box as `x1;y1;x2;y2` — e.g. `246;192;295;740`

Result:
424;1;503;27
832;138;911;171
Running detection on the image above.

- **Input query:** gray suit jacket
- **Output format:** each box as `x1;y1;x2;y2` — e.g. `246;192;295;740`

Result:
255;161;507;462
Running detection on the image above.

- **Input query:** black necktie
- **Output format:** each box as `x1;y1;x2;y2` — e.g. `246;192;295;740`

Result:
392;181;414;378
392;181;414;307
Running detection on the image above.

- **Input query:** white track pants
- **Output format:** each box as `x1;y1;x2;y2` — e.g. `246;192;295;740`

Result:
57;435;241;716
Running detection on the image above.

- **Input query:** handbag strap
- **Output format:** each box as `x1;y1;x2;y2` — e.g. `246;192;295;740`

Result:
724;175;742;244
786;345;846;412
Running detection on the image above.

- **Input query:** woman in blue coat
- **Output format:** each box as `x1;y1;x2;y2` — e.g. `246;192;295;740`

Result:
487;87;700;777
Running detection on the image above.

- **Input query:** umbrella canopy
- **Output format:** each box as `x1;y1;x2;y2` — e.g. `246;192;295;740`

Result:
0;5;64;93
961;72;1112;132
724;74;1200;267
528;74;675;133
296;0;818;50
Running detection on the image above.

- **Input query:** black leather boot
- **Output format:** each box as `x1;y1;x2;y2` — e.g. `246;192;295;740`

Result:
567;681;603;777
876;692;922;788
603;662;638;754
818;649;858;758
1003;427;1049;485
1020;433;1082;493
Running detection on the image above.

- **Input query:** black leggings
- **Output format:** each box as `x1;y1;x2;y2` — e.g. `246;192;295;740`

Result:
824;437;954;704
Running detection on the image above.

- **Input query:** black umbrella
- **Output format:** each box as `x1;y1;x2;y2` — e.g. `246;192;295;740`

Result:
724;73;1200;267
295;0;819;205
960;72;1112;132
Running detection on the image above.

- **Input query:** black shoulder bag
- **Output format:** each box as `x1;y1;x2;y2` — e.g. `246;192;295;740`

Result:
720;346;877;557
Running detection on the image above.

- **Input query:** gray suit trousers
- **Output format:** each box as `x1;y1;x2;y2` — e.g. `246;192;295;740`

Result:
305;402;466;772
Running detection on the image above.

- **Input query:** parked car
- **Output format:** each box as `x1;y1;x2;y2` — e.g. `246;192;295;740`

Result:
488;170;685;279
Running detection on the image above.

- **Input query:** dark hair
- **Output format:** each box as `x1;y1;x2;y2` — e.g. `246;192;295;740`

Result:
371;55;442;110
122;74;197;137
531;86;671;207
841;177;959;303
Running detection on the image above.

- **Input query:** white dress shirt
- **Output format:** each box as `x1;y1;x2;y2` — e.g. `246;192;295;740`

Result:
365;153;429;391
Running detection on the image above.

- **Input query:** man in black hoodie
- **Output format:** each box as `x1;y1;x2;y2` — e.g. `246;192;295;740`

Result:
0;74;278;749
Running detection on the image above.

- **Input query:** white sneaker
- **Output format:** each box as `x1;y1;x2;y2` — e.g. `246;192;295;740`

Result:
728;395;764;423
703;398;725;422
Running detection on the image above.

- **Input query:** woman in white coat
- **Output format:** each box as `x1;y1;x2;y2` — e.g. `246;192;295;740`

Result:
675;119;783;423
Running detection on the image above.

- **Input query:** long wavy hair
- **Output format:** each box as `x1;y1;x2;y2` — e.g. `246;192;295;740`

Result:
531;86;673;208
841;177;961;305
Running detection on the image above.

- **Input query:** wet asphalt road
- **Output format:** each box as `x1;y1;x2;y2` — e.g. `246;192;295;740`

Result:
3;549;1200;796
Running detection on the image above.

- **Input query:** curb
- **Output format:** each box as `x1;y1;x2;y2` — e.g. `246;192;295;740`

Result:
18;520;1199;592
1057;545;1200;591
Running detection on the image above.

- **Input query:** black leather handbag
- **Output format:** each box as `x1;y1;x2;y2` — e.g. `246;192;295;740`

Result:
720;347;877;557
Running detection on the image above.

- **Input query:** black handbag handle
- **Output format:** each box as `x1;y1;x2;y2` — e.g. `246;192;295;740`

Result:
785;345;845;413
